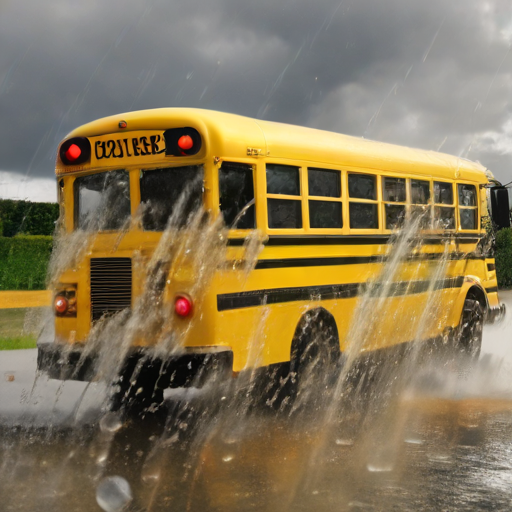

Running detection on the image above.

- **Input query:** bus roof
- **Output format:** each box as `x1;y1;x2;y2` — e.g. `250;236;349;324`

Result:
65;108;488;183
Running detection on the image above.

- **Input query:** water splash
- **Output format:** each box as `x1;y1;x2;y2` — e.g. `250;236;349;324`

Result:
96;476;133;512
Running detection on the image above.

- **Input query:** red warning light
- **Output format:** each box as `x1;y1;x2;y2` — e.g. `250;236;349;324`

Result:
54;296;69;316
65;144;81;162
177;135;194;151
175;295;193;317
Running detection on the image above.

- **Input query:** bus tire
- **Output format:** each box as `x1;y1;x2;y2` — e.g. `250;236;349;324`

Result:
454;297;484;360
290;309;340;401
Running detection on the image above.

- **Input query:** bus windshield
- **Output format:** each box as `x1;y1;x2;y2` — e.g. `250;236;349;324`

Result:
73;165;205;232
74;169;130;231
140;165;204;231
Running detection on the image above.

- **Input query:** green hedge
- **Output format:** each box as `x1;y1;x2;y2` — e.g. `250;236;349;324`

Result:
495;228;512;288
0;199;59;237
0;236;53;290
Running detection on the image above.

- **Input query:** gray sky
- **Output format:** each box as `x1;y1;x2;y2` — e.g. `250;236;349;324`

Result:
1;0;512;200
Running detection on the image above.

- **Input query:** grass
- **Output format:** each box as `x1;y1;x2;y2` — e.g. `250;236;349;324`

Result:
0;307;39;350
0;335;37;350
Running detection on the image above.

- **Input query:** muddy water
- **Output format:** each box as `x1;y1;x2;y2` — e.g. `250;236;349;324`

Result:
1;360;512;511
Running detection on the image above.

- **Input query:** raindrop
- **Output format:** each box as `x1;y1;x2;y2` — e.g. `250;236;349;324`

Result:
366;463;394;473
96;452;109;466
404;436;423;445
141;467;161;484
99;412;123;433
428;454;452;463
96;476;133;512
222;454;234;462
348;501;372;509
335;438;354;446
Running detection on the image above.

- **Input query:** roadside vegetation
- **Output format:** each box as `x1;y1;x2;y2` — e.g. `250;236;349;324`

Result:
0;235;53;290
495;227;512;288
0;308;37;350
0;199;57;291
0;199;58;237
0;336;37;350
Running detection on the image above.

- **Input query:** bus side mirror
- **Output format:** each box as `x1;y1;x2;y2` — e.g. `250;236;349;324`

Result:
490;187;511;230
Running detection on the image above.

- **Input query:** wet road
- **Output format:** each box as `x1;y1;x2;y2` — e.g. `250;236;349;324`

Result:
0;291;512;511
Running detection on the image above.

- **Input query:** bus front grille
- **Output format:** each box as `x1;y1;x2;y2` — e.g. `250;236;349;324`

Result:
90;258;132;321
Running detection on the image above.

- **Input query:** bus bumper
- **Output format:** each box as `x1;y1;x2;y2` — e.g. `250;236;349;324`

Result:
37;343;234;388
487;303;506;324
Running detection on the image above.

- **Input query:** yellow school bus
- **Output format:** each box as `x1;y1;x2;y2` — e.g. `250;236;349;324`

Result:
37;108;507;409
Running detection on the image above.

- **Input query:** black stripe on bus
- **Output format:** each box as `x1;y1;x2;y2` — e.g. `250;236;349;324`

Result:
226;238;246;246
255;256;382;269
265;235;391;246
252;253;484;270
227;234;483;247
485;287;498;293
217;276;464;311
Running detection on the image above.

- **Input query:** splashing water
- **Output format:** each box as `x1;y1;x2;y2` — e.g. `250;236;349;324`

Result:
3;194;511;511
96;476;133;512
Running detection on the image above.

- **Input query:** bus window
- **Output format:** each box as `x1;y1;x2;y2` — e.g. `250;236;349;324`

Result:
383;177;406;230
410;179;431;228
74;170;130;231
458;184;477;230
140;165;204;231
308;168;340;197
434;181;453;204
219;162;255;229
266;164;302;229
309;201;342;228
434;181;455;230
348;173;376;200
266;164;300;195
411;179;430;204
348;173;378;229
308;168;342;229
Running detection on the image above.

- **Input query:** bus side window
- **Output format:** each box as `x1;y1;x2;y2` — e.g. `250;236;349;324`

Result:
348;173;378;229
382;176;406;230
219;162;255;229
458;184;477;230
266;164;302;229
308;168;342;229
433;181;455;230
410;179;431;228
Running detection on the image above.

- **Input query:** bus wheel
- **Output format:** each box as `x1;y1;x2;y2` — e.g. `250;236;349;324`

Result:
454;298;484;360
290;310;340;404
110;357;164;414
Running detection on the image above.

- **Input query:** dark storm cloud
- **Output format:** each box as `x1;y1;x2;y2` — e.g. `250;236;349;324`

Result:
1;0;512;184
